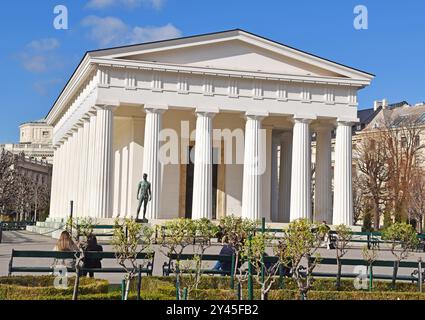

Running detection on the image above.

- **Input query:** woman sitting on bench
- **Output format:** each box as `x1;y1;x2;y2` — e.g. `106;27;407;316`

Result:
82;235;103;278
52;231;79;269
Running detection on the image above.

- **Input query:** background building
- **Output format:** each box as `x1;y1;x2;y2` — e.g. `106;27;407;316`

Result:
0;119;54;164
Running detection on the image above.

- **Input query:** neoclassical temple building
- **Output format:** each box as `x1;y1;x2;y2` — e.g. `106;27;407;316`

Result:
46;30;373;226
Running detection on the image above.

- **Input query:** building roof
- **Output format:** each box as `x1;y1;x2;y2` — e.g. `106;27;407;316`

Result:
46;29;375;120
358;107;381;126
19;118;48;126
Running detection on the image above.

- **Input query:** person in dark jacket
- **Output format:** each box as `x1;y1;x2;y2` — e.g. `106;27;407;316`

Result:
212;244;236;274
82;235;103;278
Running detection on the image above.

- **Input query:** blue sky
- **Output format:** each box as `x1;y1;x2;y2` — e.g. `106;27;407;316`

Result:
0;0;424;142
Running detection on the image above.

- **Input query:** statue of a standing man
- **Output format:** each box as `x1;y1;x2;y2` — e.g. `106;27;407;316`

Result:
137;173;152;222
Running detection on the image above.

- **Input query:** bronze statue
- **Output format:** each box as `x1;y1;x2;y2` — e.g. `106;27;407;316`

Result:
137;173;152;222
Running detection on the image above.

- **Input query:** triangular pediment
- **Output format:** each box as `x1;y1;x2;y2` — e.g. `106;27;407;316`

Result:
88;29;374;81
117;40;345;78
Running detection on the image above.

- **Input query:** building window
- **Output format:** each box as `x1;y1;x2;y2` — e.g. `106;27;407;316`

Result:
42;131;50;137
401;136;407;148
415;135;420;147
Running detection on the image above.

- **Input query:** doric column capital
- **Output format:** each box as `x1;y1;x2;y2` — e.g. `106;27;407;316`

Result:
95;104;118;112
293;114;316;124
336;117;359;127
144;104;168;114
75;120;85;129
195;106;219;118
245;111;269;121
81;113;91;121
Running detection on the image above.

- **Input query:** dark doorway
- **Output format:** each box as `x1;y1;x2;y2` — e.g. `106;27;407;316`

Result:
185;146;195;219
185;146;218;219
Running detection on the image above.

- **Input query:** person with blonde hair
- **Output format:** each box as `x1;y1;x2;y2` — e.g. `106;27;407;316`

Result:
52;231;79;269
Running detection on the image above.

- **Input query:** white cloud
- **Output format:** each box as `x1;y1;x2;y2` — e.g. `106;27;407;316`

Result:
86;0;165;10
27;38;60;52
82;16;182;47
18;38;61;73
20;54;48;73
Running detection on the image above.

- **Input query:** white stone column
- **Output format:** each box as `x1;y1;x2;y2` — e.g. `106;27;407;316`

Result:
333;121;354;226
92;106;114;219
58;139;67;218
63;134;73;217
314;126;333;224
77;116;91;218
71;128;80;216
290;118;313;221
87;111;97;218
242;112;267;221
73;124;84;218
278;132;293;223
262;125;273;222
142;105;167;220
57;144;65;218
49;145;59;218
192;109;216;220
270;133;280;222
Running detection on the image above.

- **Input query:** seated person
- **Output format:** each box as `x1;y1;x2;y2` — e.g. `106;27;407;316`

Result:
52;231;79;269
212;244;236;274
82;235;103;278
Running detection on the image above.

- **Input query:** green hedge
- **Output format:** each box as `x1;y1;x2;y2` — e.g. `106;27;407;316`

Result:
1;275;422;300
138;276;418;293
0;276;109;300
269;290;425;300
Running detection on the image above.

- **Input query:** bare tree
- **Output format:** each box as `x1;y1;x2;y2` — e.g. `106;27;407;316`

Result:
355;132;389;229
382;115;425;222
0;150;18;215
409;168;425;232
354;113;425;228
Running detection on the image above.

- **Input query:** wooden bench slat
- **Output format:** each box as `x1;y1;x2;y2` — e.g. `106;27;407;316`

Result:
9;250;155;276
169;254;233;261
11;250;152;260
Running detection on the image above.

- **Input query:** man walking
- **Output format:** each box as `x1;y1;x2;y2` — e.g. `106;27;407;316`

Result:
137;173;152;222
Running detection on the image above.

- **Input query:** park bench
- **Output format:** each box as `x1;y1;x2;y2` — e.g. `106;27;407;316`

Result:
163;253;235;277
154;226;217;245
163;252;294;291
309;257;425;285
8;250;155;276
257;227;425;251
74;225;115;238
1;221;35;231
163;253;291;279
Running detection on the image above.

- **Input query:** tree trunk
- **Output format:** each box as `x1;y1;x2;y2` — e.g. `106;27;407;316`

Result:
391;260;399;290
124;276;131;300
137;267;142;300
336;259;342;291
373;198;380;230
261;284;266;301
72;266;80;301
